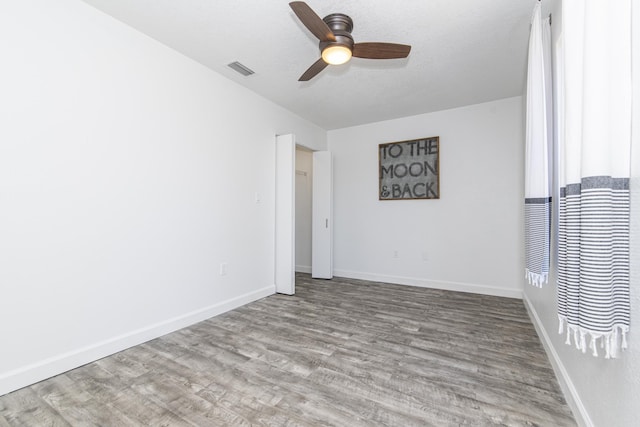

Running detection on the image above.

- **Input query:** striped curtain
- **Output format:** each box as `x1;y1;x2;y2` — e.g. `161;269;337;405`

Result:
557;0;632;358
524;3;552;287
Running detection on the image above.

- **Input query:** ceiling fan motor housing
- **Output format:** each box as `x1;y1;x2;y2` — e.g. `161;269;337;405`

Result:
319;13;354;52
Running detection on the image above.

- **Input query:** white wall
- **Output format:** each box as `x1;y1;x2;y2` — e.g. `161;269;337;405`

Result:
328;97;524;298
295;148;313;273
0;0;326;395
524;1;640;426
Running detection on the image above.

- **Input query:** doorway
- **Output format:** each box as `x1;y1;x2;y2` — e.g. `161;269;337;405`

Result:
295;146;313;274
275;134;333;295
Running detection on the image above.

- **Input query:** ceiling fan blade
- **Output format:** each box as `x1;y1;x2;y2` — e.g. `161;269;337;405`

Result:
289;1;336;42
299;58;329;81
352;42;412;59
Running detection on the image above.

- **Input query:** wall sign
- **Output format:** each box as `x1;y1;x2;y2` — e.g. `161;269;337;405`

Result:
379;137;440;200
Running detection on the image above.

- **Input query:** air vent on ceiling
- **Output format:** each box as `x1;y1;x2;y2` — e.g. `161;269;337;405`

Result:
227;61;255;77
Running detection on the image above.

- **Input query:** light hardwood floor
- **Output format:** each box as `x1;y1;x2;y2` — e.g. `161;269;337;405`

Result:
0;274;576;426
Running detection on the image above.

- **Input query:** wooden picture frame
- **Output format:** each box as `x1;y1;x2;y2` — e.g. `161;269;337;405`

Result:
379;136;440;200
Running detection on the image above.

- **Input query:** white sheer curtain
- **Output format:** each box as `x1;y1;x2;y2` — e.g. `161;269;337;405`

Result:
524;3;553;288
557;0;633;358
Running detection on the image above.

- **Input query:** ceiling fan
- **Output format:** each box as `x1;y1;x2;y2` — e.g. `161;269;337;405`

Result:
289;1;412;81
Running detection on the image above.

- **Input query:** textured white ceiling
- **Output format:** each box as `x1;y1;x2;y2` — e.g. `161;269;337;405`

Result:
81;0;536;130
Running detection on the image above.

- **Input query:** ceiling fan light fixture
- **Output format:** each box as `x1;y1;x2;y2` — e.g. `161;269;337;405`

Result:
290;2;411;81
321;45;352;65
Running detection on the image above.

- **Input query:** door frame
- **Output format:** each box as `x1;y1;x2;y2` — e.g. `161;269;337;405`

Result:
275;134;295;295
275;134;333;294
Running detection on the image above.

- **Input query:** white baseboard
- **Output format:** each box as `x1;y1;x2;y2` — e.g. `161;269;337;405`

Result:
522;294;592;427
333;269;523;299
295;265;311;274
0;285;275;396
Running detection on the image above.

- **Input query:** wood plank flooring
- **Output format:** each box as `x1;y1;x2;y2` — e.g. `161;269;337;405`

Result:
0;274;576;426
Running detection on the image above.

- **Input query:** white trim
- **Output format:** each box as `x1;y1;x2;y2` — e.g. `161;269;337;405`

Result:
0;285;275;396
333;269;523;299
275;134;296;295
295;264;312;274
523;293;592;427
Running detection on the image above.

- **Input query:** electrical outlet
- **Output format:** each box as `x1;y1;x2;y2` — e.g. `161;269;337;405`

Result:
393;250;399;259
220;262;228;276
421;251;429;262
